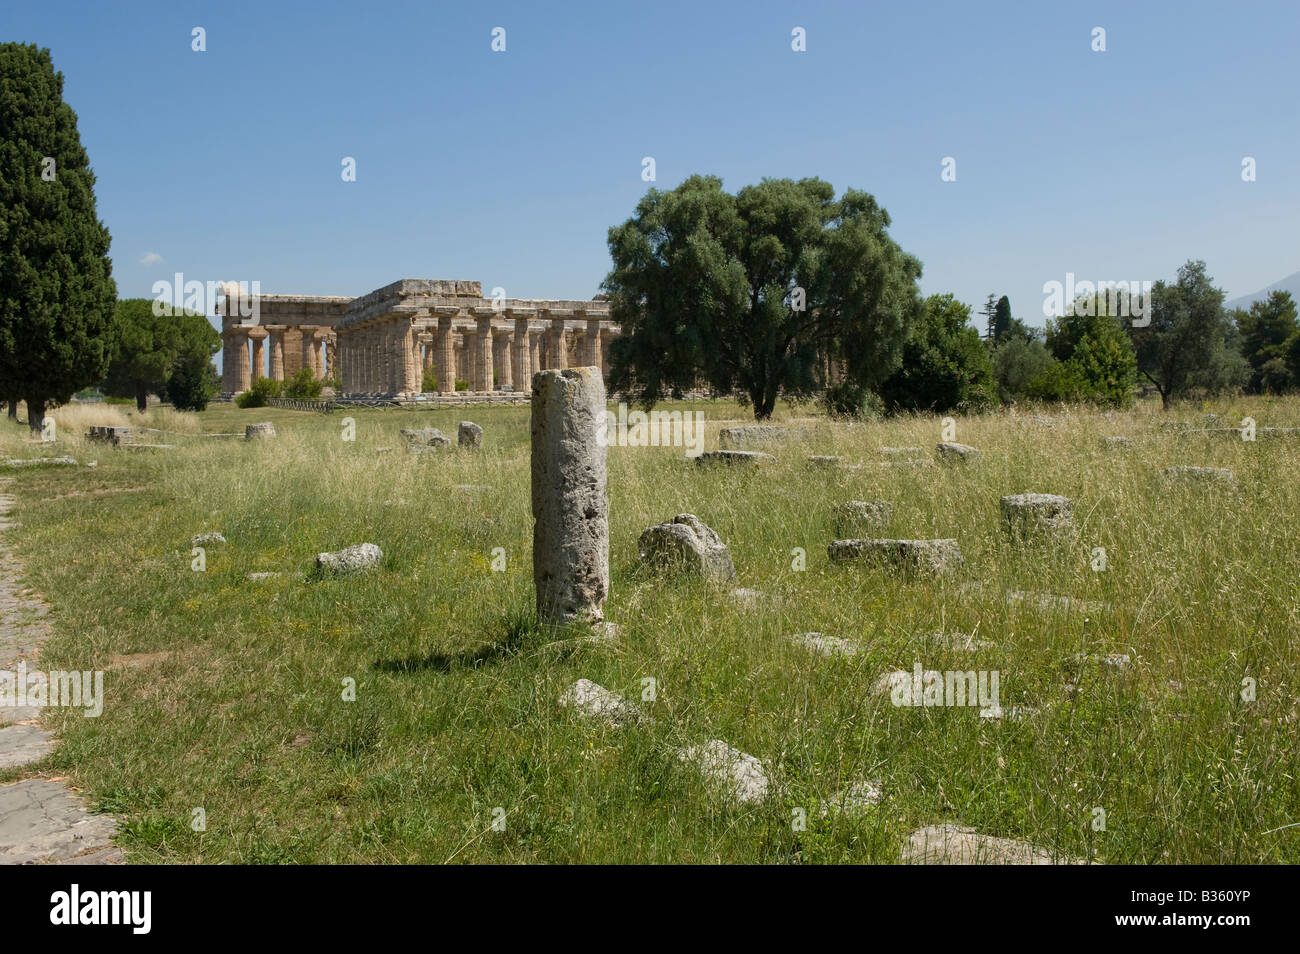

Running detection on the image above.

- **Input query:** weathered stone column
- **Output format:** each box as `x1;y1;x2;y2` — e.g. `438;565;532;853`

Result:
300;328;318;378
250;330;267;380
475;314;494;392
269;329;285;381
531;367;608;625
400;320;421;395
496;330;513;390
530;329;542;371
234;331;251;392
585;318;603;371
455;334;466;384
549;315;568;370
513;316;532;386
437;314;456;394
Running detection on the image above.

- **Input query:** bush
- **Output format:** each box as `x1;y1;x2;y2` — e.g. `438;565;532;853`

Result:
455;378;468;391
994;337;1055;403
821;381;883;420
283;368;323;401
235;377;281;408
166;353;218;411
422;370;438;393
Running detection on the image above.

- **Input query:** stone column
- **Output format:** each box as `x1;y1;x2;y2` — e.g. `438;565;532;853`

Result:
455;334;466;384
250;331;266;380
530;329;542;372
269;330;285;381
496;330;513;390
235;332;252;392
301;329;319;378
531;367;608;625
585;319;603;371
475;315;494;392
513;317;531;386
400;321;421;395
549;317;568;370
437;315;456;395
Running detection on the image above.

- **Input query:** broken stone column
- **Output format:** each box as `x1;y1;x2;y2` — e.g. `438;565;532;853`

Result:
531;367;608;625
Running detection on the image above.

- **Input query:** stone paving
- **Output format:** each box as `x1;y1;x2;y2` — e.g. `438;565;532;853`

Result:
0;481;120;864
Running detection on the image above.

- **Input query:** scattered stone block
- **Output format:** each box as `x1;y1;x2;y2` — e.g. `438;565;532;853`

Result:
833;500;892;536
1161;465;1236;488
1101;436;1132;448
807;455;844;467
314;543;382;575
558;678;642;727
677;739;769;804
718;425;788;449
935;442;980;463
821;780;882;817
789;631;860;657
901;824;1091;865
696;450;776;467
400;427;451;449
85;425;131;445
0;457;77;468
245;422;275;440
1000;493;1075;539
638;513;736;583
728;587;771;608
458;421;483;448
1006;590;1110;615
531;368;609;626
245;572;281;582
1064;652;1133;674
191;532;226;546
828;538;963;575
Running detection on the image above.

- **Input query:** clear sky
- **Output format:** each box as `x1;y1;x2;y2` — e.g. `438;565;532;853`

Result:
4;0;1298;342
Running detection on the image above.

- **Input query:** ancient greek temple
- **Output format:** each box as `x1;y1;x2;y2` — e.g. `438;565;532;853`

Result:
217;279;620;401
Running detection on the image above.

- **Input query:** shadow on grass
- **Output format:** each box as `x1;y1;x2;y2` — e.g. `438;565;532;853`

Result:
371;602;544;674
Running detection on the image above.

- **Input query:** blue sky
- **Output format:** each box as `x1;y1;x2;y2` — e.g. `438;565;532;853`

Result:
4;0;1298;343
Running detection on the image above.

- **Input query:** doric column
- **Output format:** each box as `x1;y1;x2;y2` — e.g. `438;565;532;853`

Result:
249;329;267;380
547;311;570;370
455;334;466;384
530;328;542;371
474;311;494;392
585;317;603;370
436;312;456;395
495;330;513;390
300;327;320;378
400;319;421;395
510;311;534;387
268;329;285;381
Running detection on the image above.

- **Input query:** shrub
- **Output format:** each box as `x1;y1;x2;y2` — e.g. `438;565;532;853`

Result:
821;381;883;420
235;377;281;408
422;370;438;393
283;368;322;401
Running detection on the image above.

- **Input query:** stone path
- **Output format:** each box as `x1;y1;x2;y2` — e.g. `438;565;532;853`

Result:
0;481;121;864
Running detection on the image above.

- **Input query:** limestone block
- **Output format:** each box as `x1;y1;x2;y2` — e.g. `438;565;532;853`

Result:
637;513;737;583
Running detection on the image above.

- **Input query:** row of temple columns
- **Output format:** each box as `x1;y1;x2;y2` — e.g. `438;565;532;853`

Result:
222;325;335;394
341;312;610;396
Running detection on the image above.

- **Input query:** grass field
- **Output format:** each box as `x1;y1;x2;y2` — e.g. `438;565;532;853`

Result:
2;394;1297;863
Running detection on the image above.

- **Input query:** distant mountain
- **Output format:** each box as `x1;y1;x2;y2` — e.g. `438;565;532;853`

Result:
1225;270;1300;311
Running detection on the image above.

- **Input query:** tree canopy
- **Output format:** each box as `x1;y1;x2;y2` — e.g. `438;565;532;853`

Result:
103;298;219;411
0;43;117;430
603;175;923;419
1130;261;1247;408
878;293;996;412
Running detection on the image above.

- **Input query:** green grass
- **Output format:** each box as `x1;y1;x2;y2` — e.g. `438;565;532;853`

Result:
3;395;1298;863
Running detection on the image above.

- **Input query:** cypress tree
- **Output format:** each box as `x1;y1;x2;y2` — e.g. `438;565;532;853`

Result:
0;43;117;432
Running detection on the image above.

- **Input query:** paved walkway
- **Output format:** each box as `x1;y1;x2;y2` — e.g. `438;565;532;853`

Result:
0;481;120;864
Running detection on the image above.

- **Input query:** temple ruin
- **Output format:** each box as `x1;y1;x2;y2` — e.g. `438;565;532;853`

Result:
217;279;620;401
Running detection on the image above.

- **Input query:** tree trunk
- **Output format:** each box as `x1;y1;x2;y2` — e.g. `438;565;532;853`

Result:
136;386;148;413
26;397;45;436
6;401;15;420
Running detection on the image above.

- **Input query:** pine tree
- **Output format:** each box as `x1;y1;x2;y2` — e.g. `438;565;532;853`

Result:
0;44;117;432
